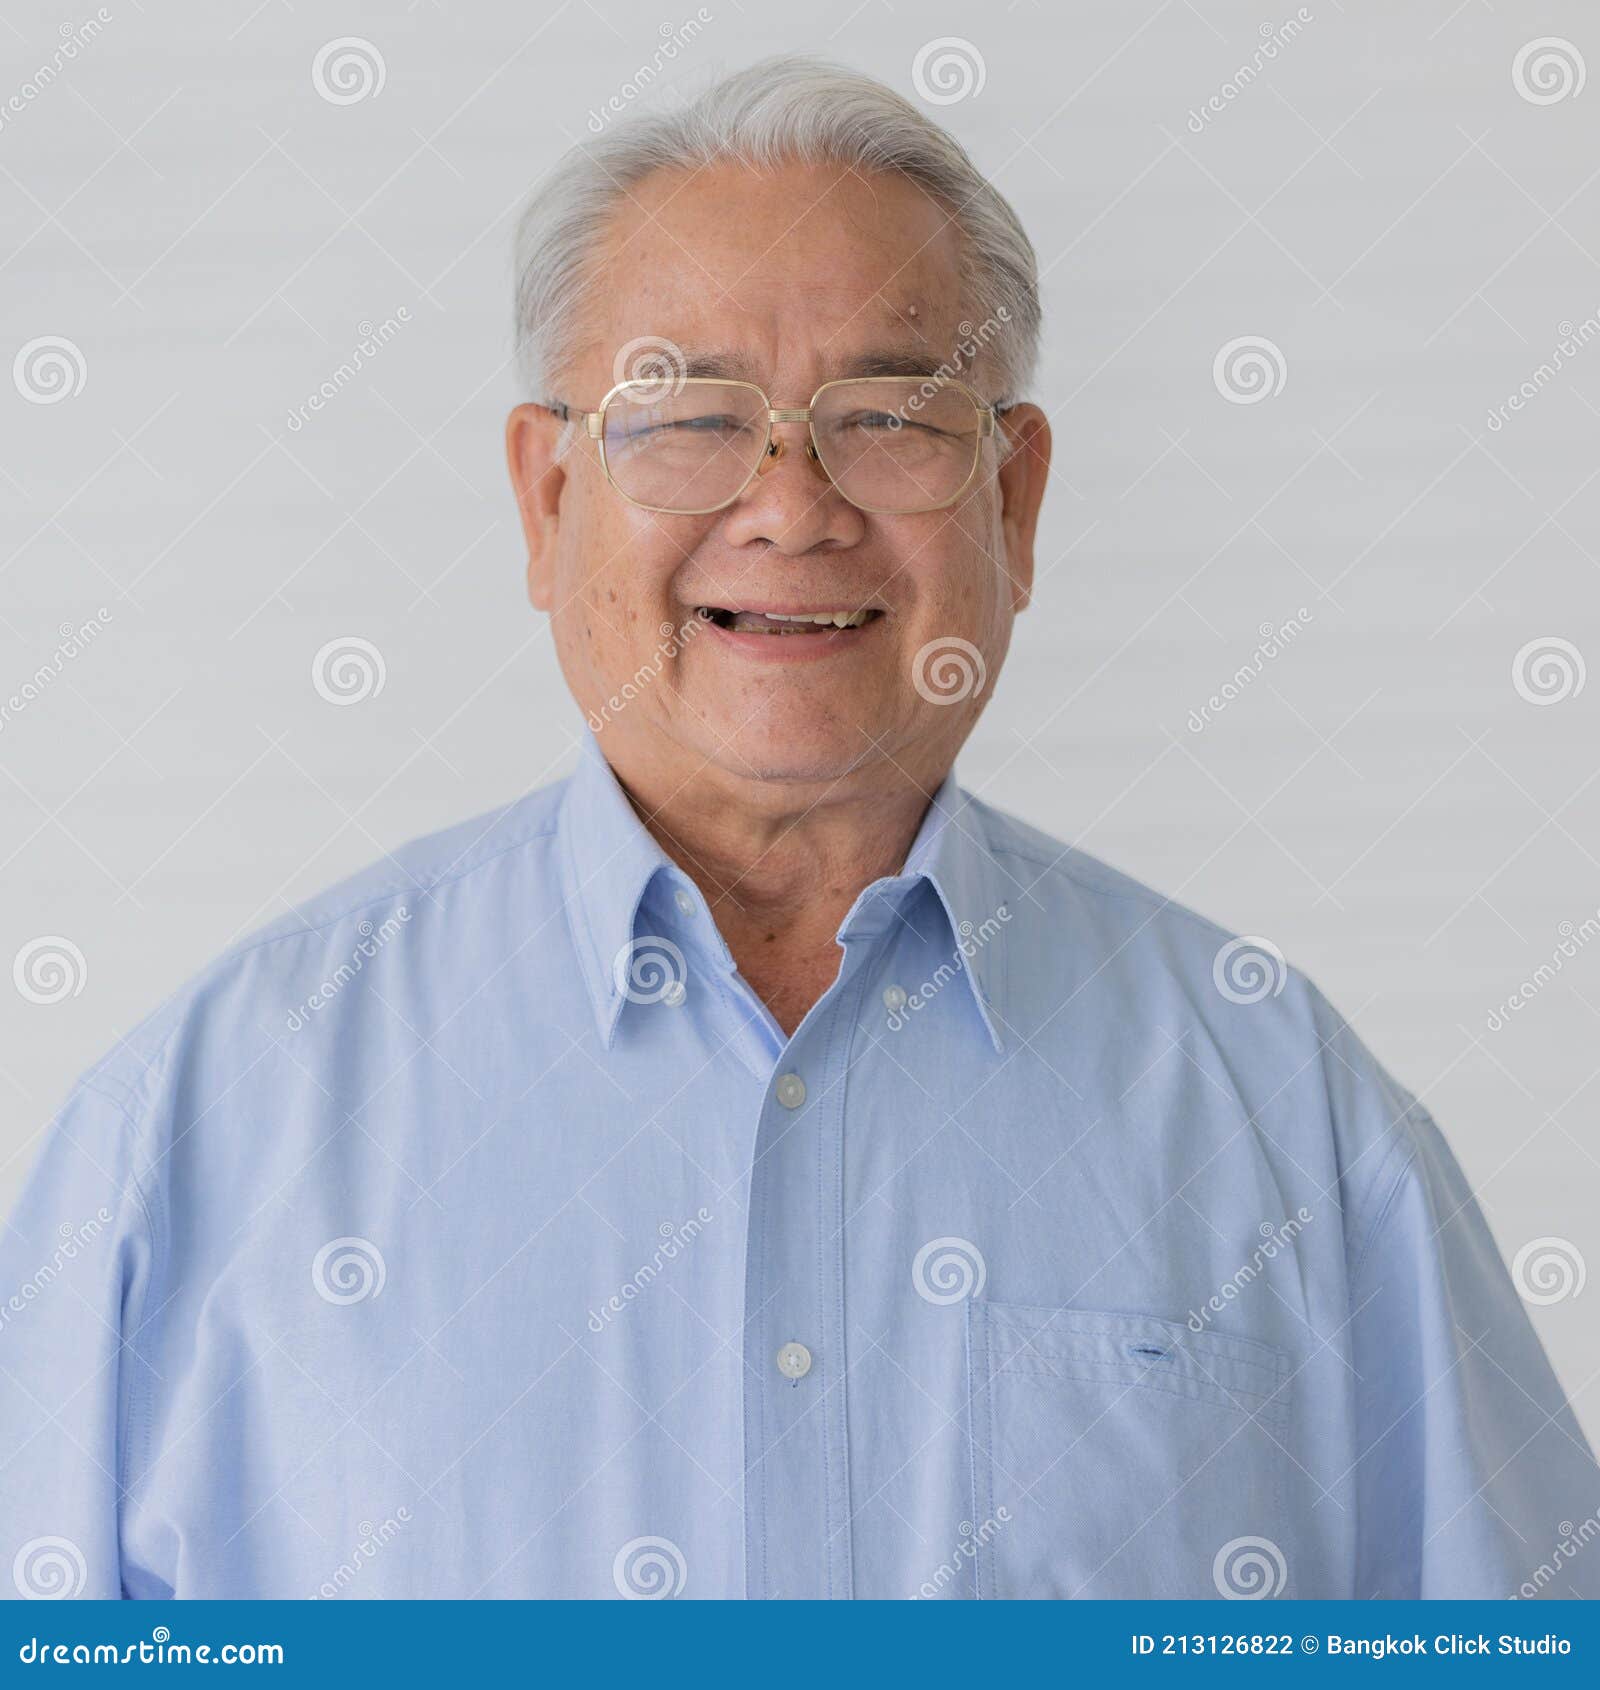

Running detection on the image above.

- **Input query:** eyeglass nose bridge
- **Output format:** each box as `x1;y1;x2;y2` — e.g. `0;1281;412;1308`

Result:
759;407;824;477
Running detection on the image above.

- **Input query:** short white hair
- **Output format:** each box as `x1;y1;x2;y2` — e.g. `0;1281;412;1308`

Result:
512;53;1040;405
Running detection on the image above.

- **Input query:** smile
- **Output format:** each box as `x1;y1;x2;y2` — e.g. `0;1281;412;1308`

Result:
693;606;883;634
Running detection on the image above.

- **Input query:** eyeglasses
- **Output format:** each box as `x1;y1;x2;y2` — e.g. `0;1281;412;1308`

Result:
549;376;1002;516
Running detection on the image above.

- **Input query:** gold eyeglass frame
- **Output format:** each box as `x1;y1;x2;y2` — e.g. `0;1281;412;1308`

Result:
550;375;1001;517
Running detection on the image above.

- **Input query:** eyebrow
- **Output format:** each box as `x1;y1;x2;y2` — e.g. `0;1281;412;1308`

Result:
677;347;943;384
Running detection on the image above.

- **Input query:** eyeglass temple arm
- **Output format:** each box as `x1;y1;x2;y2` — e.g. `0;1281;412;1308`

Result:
546;401;605;438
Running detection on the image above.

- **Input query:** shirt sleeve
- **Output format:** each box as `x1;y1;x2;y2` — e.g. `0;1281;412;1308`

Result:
1349;1107;1600;1599
0;1074;159;1601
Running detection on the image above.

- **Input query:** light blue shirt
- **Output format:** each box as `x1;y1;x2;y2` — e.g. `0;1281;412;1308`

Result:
3;731;1595;1600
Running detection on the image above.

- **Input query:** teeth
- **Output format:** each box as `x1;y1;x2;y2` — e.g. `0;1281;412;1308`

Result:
757;610;872;627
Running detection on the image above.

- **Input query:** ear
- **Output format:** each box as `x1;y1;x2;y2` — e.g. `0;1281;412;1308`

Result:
505;403;569;611
994;404;1051;614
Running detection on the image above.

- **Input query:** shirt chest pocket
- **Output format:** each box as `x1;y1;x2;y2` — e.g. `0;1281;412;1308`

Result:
966;1301;1292;1600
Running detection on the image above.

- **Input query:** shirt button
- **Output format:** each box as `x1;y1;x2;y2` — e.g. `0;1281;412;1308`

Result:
775;1073;806;1110
674;888;696;917
882;984;907;1013
776;1341;812;1380
661;980;686;1007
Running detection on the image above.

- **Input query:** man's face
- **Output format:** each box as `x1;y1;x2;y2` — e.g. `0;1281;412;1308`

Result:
508;160;1049;796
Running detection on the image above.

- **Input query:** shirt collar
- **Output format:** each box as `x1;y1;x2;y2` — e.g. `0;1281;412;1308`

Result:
557;729;1008;1054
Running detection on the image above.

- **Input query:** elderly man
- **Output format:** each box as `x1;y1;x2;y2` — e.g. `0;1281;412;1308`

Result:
4;56;1595;1604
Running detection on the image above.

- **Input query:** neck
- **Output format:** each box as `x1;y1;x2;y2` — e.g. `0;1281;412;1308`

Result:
602;736;947;1035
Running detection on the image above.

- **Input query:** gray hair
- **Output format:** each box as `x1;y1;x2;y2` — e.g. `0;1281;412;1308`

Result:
512;54;1040;405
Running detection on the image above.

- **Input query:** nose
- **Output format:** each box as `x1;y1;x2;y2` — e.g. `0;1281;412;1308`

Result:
718;419;864;555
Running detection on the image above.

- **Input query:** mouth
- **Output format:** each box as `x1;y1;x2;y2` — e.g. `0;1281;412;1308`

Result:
692;605;884;635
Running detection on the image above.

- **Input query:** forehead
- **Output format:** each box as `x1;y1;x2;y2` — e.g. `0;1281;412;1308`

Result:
578;160;967;375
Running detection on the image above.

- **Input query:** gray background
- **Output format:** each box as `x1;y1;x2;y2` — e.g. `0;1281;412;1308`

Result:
2;1;1597;1441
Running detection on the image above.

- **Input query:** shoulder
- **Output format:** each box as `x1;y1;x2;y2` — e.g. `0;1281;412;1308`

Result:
77;776;571;1120
963;787;1435;1234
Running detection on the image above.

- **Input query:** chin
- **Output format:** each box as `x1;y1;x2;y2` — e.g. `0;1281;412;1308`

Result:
704;716;878;787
